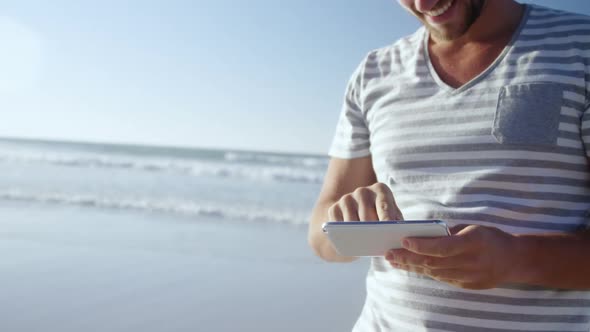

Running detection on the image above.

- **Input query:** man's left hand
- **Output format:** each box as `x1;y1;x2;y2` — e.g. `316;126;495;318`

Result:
386;224;517;290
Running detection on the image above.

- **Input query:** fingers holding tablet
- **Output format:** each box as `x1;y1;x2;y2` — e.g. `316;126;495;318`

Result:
328;182;403;222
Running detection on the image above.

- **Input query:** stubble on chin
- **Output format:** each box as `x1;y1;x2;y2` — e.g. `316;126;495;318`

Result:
426;0;486;41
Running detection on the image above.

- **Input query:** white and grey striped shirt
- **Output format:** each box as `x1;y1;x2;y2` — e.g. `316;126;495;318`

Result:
330;4;590;332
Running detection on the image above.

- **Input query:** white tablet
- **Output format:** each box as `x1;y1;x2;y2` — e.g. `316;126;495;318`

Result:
322;220;450;257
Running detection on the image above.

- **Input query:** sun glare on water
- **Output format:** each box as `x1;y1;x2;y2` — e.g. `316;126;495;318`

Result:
0;17;42;94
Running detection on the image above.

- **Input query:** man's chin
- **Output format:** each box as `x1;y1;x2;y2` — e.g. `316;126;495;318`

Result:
428;25;469;42
425;0;482;42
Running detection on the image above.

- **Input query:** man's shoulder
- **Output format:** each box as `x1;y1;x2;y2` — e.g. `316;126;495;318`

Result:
527;3;590;25
523;4;590;53
356;28;425;74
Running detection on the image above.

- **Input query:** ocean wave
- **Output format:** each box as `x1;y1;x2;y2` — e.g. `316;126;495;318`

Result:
0;153;325;184
224;152;328;168
0;190;310;225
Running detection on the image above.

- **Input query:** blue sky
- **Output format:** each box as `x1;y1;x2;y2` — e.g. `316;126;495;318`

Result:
2;1;590;154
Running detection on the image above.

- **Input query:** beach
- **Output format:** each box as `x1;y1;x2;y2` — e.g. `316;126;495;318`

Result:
0;199;368;332
0;138;369;331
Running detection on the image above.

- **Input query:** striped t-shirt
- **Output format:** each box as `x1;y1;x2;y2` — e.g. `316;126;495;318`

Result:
329;4;590;332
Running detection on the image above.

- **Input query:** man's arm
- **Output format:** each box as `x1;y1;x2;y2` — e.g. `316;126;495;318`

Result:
386;225;590;290
509;229;590;289
307;156;377;263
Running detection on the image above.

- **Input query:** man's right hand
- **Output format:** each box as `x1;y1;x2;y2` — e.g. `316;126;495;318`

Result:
308;157;404;262
327;182;404;222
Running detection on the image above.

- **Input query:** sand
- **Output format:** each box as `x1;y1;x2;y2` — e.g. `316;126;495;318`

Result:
0;201;368;332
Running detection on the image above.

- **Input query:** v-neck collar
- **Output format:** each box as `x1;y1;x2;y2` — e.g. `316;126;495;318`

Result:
422;4;531;95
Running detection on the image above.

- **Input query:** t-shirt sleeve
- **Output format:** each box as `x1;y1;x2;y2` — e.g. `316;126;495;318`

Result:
328;58;371;159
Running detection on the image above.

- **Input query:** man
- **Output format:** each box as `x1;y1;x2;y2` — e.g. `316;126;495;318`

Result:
308;0;590;330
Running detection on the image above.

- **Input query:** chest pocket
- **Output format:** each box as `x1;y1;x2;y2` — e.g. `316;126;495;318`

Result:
492;83;563;147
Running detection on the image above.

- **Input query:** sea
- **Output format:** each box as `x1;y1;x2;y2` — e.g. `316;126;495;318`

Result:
0;138;369;332
0;137;328;227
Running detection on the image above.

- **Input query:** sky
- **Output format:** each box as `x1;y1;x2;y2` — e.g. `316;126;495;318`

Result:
2;1;590;154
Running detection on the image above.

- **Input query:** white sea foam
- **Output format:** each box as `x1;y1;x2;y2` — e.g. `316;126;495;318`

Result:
0;190;310;225
223;152;328;168
0;152;326;184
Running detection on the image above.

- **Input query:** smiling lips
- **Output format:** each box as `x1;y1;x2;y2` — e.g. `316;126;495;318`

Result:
424;0;454;17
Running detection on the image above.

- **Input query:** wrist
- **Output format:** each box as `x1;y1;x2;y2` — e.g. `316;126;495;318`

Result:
504;234;536;285
498;231;590;289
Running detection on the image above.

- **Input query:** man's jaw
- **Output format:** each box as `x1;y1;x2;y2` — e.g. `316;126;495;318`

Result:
421;0;477;42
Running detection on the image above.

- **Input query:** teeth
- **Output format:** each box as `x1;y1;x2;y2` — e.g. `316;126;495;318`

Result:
425;0;453;17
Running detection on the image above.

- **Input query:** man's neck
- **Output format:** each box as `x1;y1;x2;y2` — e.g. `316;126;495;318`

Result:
430;0;525;50
426;0;525;88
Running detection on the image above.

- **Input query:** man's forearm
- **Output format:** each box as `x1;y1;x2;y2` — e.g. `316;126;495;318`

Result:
508;231;590;289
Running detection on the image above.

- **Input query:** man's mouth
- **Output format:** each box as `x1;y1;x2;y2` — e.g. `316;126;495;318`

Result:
423;0;454;17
